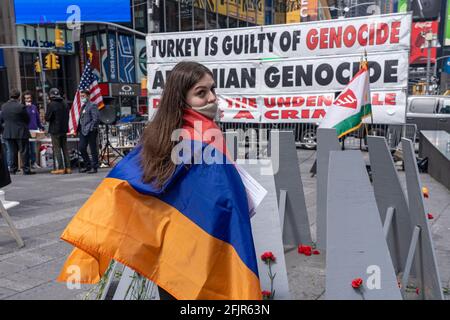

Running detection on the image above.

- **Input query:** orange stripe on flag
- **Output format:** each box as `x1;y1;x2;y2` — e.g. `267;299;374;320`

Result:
57;178;261;300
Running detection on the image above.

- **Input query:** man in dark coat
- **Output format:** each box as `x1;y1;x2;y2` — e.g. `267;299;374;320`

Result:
45;88;71;174
78;89;100;173
0;89;35;175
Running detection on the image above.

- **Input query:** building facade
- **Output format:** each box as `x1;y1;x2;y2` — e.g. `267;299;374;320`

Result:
3;0;449;113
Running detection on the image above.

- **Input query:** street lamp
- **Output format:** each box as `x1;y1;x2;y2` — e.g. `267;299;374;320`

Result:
318;2;376;19
342;2;377;18
420;31;441;95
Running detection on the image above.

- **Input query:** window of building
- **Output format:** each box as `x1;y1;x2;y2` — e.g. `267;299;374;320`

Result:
229;17;238;28
206;0;218;29
194;2;206;30
180;0;194;31
133;0;147;32
166;0;180;32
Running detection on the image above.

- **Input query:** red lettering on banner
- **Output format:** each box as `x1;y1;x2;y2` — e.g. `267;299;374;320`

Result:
390;21;400;43
371;93;397;105
376;23;389;45
358;24;368;46
343;25;357;47
320;28;329;49
226;97;257;109
329;27;342;49
385;93;396;105
312;109;326;119
264;97;276;108
152;99;160;108
282;110;299;120
278;97;292;108
263;107;329;120
306;29;319;50
369;23;375;45
292;96;306;107
306;21;403;50
306;96;317;107
301;109;310;119
317;95;333;107
265;110;278;119
372;93;382;106
234;111;254;119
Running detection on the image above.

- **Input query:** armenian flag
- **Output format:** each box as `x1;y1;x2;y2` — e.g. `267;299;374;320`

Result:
57;108;261;300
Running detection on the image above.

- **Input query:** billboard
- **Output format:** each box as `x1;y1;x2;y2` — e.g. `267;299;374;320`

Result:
14;0;131;24
410;21;438;64
147;13;412;124
446;0;450;46
147;13;412;63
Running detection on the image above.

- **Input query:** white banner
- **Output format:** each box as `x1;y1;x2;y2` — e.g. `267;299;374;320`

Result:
148;51;408;95
146;13;411;63
149;90;406;124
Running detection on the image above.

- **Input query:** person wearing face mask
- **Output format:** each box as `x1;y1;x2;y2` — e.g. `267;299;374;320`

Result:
57;62;261;300
23;91;44;169
77;89;100;174
45;88;71;174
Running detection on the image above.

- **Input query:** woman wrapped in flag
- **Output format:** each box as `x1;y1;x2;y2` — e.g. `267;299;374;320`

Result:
57;61;262;300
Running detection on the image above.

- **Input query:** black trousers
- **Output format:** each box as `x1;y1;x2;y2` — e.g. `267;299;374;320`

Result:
51;134;70;170
5;138;30;173
79;130;99;169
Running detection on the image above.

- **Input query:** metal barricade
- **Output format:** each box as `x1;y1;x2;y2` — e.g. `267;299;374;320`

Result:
99;122;147;149
218;122;417;151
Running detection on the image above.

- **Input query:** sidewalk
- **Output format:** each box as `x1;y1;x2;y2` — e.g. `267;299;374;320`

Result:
0;150;449;300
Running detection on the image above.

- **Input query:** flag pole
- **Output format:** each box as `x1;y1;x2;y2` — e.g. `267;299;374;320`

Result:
362;51;370;139
365;49;374;129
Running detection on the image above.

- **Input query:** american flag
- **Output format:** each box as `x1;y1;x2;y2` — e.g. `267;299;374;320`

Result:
68;60;104;134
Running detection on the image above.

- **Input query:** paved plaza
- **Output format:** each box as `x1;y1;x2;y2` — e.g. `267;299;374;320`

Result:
1;149;449;300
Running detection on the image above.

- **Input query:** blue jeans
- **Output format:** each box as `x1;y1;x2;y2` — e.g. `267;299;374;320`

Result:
28;141;37;165
2;140;11;168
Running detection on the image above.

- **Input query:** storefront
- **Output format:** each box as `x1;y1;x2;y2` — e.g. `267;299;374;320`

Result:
15;25;79;106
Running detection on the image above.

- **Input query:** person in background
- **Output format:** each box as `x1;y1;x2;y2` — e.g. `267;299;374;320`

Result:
45;88;71;174
78;89;100;174
23;91;44;169
0;89;35;175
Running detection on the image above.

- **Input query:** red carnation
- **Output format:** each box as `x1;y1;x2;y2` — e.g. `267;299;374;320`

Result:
313;250;320;255
427;213;434;220
416;288;420;295
262;290;271;299
298;244;312;256
352;278;363;289
261;251;276;263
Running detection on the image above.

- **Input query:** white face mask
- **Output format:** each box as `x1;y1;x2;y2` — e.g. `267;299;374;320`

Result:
81;97;88;104
192;101;219;120
25;101;32;106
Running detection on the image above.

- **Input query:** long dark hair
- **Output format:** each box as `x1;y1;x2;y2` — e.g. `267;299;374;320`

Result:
140;61;214;188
